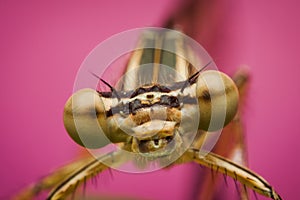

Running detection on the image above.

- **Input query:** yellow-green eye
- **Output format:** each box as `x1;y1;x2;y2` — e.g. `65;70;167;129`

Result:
63;88;110;149
196;70;239;131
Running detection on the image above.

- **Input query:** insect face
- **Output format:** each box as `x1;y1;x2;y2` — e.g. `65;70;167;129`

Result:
63;69;239;161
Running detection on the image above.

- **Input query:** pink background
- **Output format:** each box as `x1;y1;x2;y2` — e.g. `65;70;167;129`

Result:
1;1;299;199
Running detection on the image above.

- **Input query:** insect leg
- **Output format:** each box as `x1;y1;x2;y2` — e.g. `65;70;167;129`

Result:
12;155;95;200
180;149;282;200
46;149;127;200
228;69;252;199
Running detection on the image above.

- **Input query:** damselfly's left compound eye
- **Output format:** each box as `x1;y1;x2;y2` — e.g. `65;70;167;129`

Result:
63;88;111;149
196;70;239;131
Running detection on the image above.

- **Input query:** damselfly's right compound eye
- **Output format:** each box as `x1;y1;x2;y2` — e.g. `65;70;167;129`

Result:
63;88;111;149
196;70;239;131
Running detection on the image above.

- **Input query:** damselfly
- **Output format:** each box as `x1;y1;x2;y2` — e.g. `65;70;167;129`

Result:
14;1;282;199
14;27;281;200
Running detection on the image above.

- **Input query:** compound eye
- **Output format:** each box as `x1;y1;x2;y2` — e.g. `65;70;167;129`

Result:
63;88;110;149
196;70;239;131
